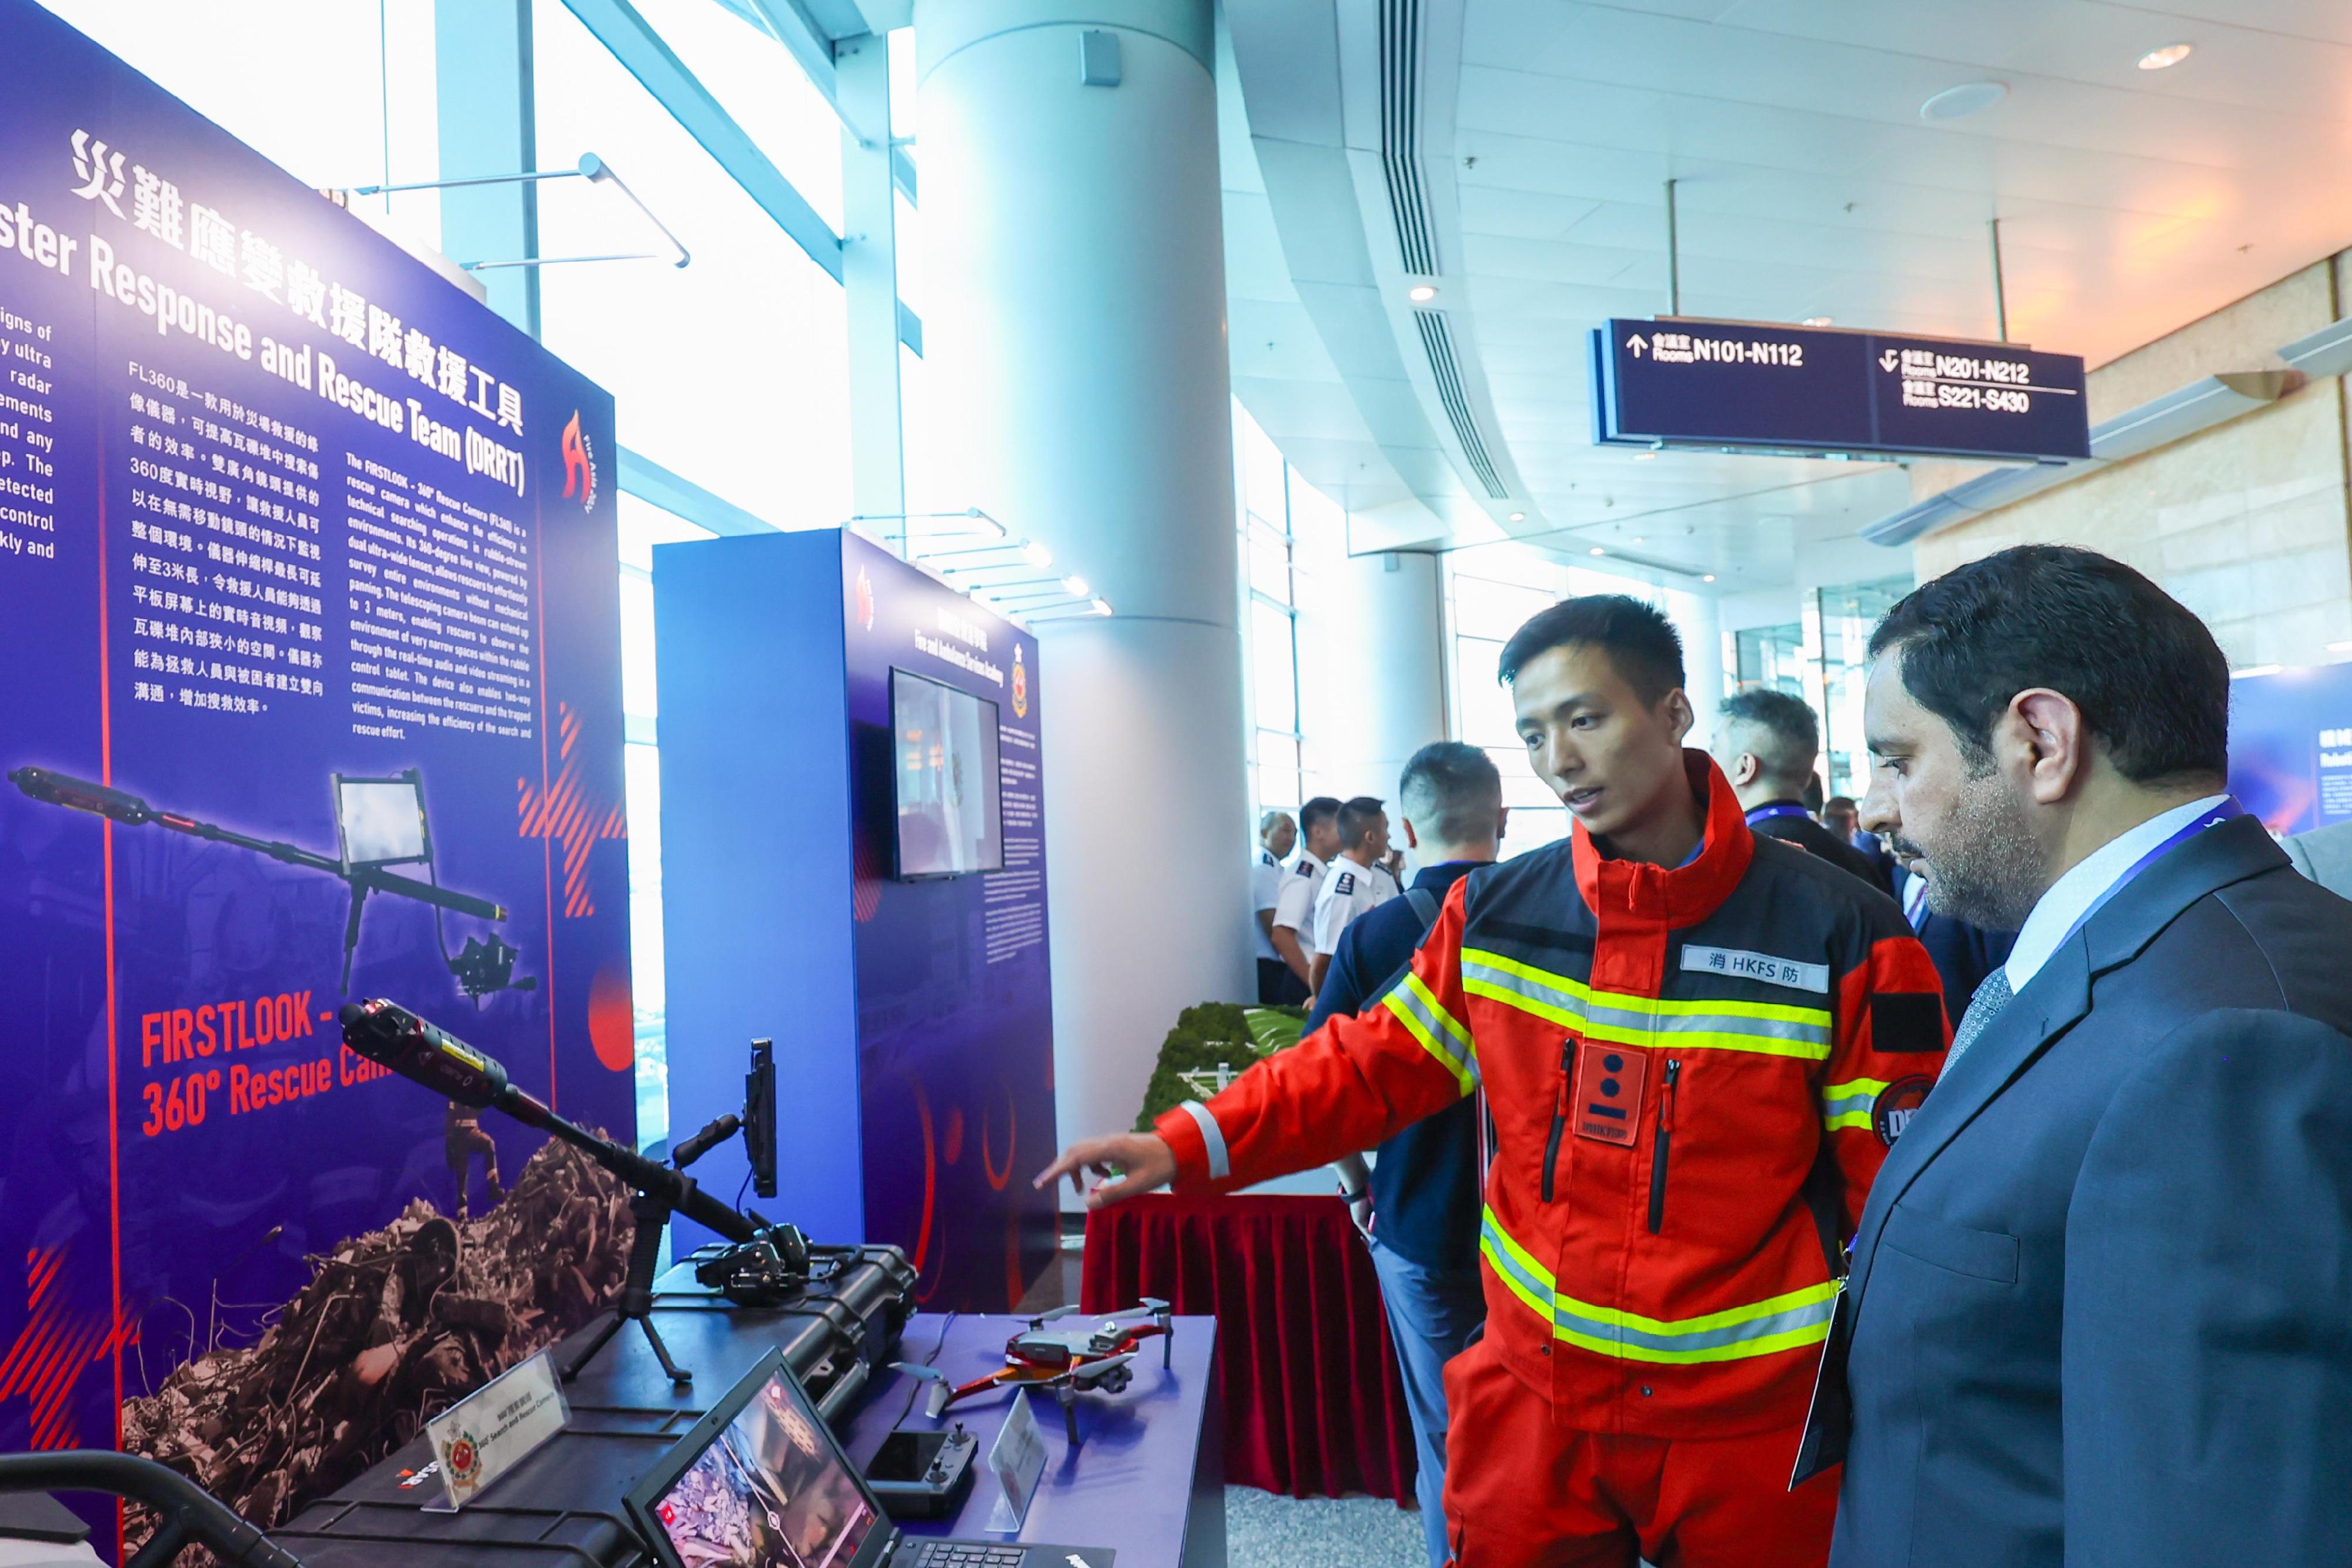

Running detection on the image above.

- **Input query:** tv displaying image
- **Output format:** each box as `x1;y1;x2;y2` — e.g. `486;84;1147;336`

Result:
890;667;1004;878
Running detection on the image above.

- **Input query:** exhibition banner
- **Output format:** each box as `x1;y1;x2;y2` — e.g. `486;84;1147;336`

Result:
2227;661;2352;835
0;2;632;1550
840;532;1058;1308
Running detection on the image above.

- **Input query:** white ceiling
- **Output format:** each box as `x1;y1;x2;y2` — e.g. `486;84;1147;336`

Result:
1223;0;2352;593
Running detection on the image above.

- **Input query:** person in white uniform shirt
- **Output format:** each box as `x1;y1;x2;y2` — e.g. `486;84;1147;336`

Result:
1270;797;1342;995
1308;795;1398;995
1252;809;1301;1004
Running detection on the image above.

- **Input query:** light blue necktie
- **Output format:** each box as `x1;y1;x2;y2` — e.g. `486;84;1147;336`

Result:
1946;967;2014;1069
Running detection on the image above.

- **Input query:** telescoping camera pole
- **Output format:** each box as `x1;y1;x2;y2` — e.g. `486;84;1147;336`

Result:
338;999;759;1385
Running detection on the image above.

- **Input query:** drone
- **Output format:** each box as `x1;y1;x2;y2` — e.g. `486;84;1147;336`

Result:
890;1299;1173;1443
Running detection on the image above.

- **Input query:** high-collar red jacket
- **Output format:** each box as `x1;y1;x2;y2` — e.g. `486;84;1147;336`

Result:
1157;753;1948;1436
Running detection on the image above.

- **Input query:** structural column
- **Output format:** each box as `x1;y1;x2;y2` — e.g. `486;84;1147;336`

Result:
918;0;1250;1164
1297;549;1448;814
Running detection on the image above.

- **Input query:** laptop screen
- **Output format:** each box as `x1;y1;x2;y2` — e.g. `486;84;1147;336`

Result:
647;1358;882;1568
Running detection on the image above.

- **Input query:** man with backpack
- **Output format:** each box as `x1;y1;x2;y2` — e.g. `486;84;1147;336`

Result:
1313;743;1506;1568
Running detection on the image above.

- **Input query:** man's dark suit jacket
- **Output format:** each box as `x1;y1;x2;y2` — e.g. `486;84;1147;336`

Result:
1750;801;1896;897
1891;863;2014;1024
1800;815;2352;1566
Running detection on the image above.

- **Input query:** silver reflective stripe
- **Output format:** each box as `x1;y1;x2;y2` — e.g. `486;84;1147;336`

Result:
1461;953;1832;1059
1178;1099;1230;1182
1552;1293;1836;1356
1379;973;1480;1092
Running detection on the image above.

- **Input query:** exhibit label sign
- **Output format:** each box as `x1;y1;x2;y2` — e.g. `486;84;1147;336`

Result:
0;1;633;1552
1592;318;2091;461
425;1350;569;1510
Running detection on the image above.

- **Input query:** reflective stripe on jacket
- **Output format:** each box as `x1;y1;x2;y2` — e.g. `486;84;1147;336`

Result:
1155;751;1949;1437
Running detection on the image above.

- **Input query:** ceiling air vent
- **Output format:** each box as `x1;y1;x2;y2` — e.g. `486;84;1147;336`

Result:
1416;311;1508;499
1381;0;1436;276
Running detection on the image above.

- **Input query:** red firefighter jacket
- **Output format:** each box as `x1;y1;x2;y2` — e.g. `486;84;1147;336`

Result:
1155;753;1948;1437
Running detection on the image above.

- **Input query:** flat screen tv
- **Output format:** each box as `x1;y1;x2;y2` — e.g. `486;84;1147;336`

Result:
888;667;1004;878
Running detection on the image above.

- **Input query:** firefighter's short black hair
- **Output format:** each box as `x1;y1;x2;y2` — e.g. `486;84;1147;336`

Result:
1299;796;1343;837
1497;594;1685;706
1869;544;2228;785
1337;797;1387;850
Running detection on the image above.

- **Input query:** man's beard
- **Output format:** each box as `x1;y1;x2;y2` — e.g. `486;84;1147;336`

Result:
1918;769;2045;931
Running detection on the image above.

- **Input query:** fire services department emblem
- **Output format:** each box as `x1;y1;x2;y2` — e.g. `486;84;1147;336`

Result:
446;1433;481;1486
1012;645;1028;717
1872;1075;1933;1146
560;410;597;512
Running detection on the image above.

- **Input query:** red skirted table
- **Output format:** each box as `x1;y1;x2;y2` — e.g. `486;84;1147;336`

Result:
1082;1192;1418;1503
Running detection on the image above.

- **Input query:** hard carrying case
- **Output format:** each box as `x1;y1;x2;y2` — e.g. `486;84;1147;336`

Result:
270;1243;915;1567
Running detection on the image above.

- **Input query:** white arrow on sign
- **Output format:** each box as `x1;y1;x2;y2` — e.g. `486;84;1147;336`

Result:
1628;335;1648;357
1878;350;1899;372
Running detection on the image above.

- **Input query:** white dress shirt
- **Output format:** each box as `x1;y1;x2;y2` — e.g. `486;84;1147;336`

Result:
1309;857;1399;956
1271;850;1328;937
1250;849;1285;961
2004;793;2230;993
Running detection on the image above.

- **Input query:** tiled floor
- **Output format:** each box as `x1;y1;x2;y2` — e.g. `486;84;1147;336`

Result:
1225;1487;1425;1567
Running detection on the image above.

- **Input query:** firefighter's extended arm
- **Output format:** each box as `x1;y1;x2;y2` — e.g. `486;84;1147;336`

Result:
1152;881;1482;1196
1819;920;1951;1235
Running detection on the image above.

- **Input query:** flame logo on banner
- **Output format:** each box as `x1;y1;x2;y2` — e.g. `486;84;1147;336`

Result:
517;703;627;918
560;411;597;512
0;1248;136;1450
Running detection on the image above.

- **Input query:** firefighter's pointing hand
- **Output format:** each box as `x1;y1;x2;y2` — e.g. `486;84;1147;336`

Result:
1034;1133;1177;1208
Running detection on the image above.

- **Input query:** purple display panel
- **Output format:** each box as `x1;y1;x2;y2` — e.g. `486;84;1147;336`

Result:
0;1;630;1544
2227;662;2352;835
840;533;1057;1309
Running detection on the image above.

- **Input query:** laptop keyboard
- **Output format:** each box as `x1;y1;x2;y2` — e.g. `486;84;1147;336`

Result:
895;1543;1027;1568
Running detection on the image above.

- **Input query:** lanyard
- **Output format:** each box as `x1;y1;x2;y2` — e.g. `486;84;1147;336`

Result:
2056;797;2244;951
1902;875;1929;931
1744;804;1812;825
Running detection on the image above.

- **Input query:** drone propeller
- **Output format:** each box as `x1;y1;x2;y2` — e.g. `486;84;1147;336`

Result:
1028;1304;1086;1328
888;1361;954;1420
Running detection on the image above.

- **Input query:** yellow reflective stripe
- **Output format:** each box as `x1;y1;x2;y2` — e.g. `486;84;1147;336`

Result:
1820;1076;1887;1132
1379;972;1478;1097
1478;1206;1839;1364
1461;947;1833;1061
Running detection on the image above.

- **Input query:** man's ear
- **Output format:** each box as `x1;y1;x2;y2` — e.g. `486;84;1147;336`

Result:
1663;689;1695;746
1401;817;1422;851
2006;688;2089;805
1496;805;1509;842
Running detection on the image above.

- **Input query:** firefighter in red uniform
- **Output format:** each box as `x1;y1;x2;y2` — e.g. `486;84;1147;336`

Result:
1040;596;1947;1567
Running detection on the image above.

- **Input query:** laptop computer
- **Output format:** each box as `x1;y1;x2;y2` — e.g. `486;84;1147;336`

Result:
624;1348;1115;1568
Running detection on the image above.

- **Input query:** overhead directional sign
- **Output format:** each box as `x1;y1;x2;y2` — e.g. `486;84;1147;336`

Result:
1592;319;2090;463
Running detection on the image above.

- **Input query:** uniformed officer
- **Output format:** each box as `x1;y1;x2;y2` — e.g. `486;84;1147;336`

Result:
1042;594;1948;1568
1309;796;1399;995
1269;796;1342;992
1252;809;1302;1004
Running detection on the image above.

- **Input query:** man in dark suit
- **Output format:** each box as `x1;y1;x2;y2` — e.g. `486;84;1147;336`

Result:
1889;856;2013;1023
1799;544;2352;1566
1712;688;1896;896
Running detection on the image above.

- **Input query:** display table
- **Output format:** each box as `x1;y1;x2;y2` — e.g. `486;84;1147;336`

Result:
1081;1194;1415;1503
840;1314;1224;1568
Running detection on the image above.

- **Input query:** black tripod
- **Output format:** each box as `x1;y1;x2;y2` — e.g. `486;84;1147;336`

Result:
559;1110;750;1388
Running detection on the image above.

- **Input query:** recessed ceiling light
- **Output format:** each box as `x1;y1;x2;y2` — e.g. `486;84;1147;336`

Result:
2138;42;2193;71
1020;540;1053;568
1634;451;1658;462
1702;574;1718;583
1061;574;1090;597
1507;511;1525;522
1802;316;1833;326
1631;536;1647;544
2330;640;2352;653
1588;546;1606;557
1408;283;1438;303
1919;81;2008;121
1091;597;1114;617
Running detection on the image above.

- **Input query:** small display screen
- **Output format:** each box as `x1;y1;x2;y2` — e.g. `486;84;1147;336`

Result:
336;777;426;867
652;1363;879;1568
891;668;1004;878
